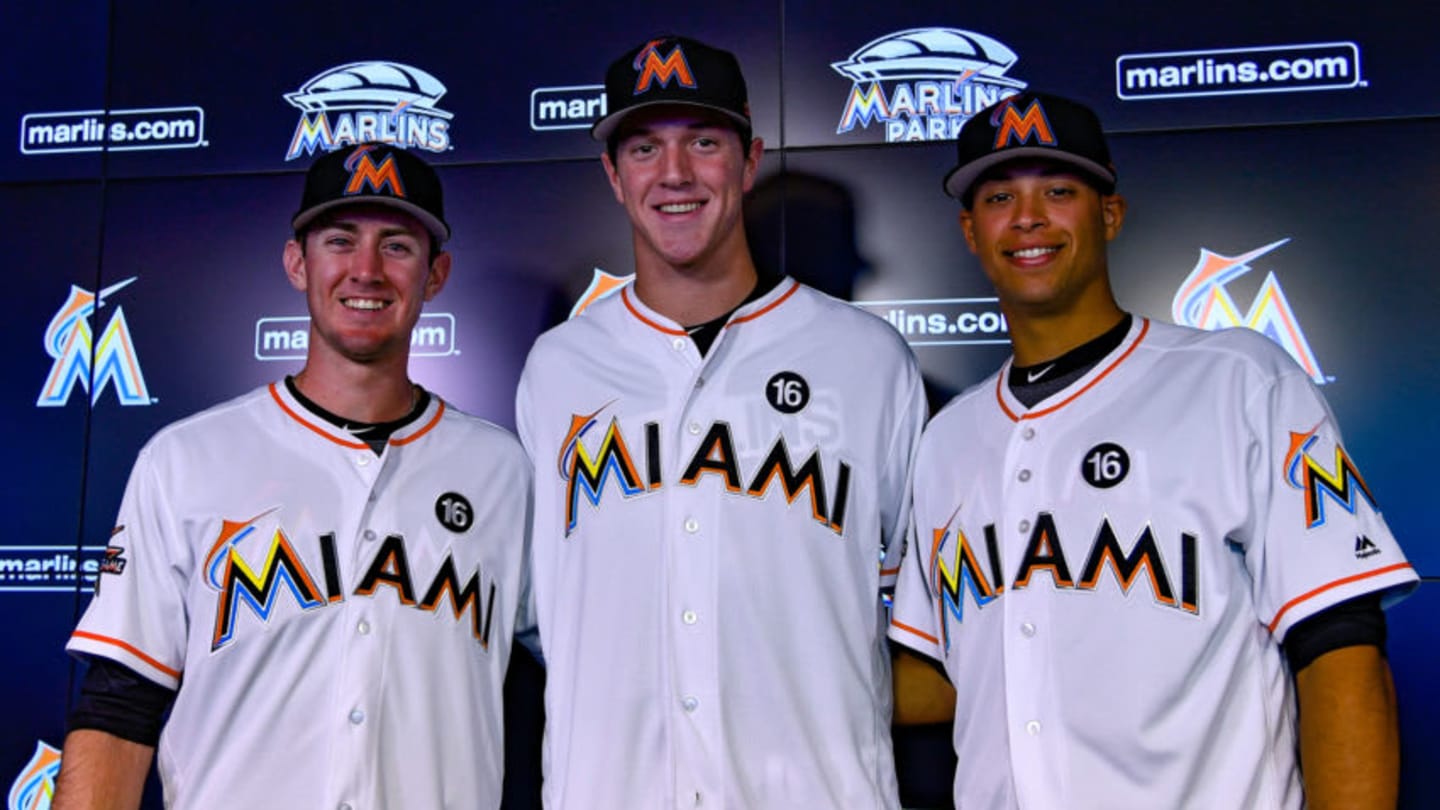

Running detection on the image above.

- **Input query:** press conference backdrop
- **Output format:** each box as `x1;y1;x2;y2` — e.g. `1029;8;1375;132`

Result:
3;1;1436;807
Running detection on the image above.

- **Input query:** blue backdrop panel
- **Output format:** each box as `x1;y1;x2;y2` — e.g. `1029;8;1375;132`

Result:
781;0;1440;149
0;3;108;182
1389;581;1440;806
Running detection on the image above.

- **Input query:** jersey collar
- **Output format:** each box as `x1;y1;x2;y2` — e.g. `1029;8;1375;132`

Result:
267;381;446;449
995;316;1151;422
620;276;802;336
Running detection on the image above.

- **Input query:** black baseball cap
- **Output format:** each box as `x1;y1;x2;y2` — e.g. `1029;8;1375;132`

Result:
591;35;751;142
943;91;1116;204
292;142;451;243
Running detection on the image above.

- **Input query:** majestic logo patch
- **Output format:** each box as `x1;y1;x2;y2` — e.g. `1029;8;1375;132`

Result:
1172;238;1326;383
7;740;60;810
1284;424;1377;529
1354;535;1380;559
634;40;696;94
833;27;1027;143
37;278;152;408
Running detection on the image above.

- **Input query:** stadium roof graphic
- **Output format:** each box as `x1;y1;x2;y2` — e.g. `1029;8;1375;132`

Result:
285;61;453;117
832;28;1023;85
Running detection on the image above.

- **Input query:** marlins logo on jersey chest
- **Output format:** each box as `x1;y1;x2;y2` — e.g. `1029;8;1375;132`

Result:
198;504;499;653
556;383;853;538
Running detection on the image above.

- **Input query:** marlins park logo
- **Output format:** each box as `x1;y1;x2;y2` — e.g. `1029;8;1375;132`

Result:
1172;238;1327;384
284;61;453;160
834;27;1027;142
37;277;153;408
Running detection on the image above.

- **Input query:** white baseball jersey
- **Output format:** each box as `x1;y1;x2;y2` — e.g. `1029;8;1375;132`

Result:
515;278;926;809
889;317;1417;809
68;381;532;810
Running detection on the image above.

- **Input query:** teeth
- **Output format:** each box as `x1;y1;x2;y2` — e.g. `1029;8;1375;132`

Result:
659;202;702;214
1011;246;1058;259
344;299;386;310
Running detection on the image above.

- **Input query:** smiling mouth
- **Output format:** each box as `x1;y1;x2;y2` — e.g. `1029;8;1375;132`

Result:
1006;246;1060;259
343;298;389;311
657;202;703;214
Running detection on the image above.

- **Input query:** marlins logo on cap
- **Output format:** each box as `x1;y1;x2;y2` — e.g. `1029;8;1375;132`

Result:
291;142;450;243
591;35;751;141
943;91;1116;204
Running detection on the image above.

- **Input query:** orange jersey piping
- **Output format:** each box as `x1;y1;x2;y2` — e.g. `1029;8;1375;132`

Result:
71;630;181;679
1266;562;1414;634
997;318;1151;422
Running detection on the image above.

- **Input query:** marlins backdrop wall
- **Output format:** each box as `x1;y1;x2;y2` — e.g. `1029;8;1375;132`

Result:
3;2;1436;808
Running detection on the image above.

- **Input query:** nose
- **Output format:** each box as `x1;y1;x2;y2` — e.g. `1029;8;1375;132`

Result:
351;240;385;281
660;145;693;186
1011;190;1047;231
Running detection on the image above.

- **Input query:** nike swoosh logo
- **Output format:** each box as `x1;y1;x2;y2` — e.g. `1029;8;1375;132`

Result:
1027;364;1056;383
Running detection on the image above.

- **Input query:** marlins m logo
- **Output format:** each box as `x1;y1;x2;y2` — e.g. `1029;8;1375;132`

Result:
37;277;152;408
634;40;696;94
992;97;1055;148
1285;424;1378;529
558;405;653;536
344;145;405;198
1172;238;1326;383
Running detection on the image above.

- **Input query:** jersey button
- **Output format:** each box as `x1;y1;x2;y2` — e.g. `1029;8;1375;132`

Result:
357;620;371;636
339;804;353;810
682;610;698;625
682;696;699;712
362;529;377;541
684;518;699;534
1018;520;1031;534
1018;469;1031;482
694;376;705;389
1022;426;1036;440
356;455;371;467
1026;720;1041;736
672;337;686;351
349;709;365;725
688;422;702;435
1021;622;1036;637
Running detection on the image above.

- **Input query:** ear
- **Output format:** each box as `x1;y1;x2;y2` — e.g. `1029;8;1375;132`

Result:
283;239;308;291
741;135;765;193
423;251;452;301
958;209;980;255
1101;193;1127;241
601;151;625;205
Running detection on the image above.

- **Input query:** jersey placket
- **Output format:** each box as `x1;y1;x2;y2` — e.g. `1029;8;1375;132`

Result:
1000;413;1069;808
665;329;725;809
326;440;394;809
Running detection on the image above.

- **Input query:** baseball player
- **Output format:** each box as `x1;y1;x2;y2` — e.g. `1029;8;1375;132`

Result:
888;91;1418;808
514;36;927;809
53;143;532;810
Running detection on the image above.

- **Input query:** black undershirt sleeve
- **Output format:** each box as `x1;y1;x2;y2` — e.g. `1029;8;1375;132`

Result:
67;656;177;746
1282;593;1388;674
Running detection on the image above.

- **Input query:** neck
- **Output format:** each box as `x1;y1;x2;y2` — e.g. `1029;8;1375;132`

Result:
291;353;416;424
631;225;761;325
1005;299;1127;367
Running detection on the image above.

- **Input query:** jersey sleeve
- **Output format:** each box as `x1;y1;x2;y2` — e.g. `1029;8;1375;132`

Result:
878;352;928;591
67;442;189;690
887;518;944;662
1243;366;1418;641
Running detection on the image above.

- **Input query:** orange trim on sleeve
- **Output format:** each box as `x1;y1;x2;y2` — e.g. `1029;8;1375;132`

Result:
1266;562;1415;633
727;280;801;326
997;318;1151;422
390;399;446;446
890;618;939;645
268;383;370;450
880;565;901;577
622;287;688;336
71;630;181;679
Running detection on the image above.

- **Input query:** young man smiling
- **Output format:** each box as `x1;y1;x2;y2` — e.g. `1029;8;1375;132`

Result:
516;35;926;809
54;143;532;810
889;91;1417;809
